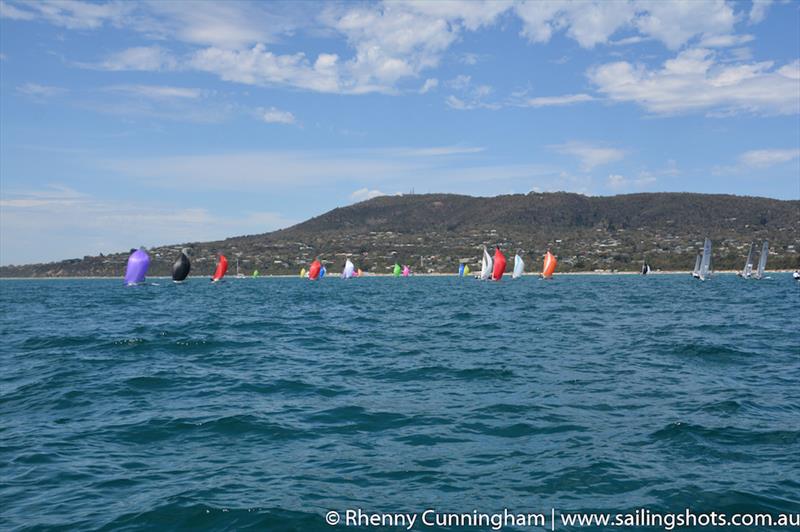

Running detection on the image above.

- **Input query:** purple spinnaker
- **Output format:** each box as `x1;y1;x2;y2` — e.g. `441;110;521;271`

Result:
124;249;150;285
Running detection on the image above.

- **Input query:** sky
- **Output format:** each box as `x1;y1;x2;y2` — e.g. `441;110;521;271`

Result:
1;0;799;265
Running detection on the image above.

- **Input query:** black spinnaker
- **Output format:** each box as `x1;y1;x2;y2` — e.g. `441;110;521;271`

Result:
172;250;191;281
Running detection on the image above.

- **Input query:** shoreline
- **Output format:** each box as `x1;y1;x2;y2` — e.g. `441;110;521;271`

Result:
1;270;797;280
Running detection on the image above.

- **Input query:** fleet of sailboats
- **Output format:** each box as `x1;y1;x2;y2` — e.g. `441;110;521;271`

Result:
133;237;788;283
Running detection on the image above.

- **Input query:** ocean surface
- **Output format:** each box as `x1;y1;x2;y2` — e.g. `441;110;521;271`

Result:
1;275;799;531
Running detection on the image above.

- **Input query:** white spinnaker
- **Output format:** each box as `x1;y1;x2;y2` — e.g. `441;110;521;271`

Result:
699;238;712;280
481;247;493;280
755;241;768;279
512;254;524;279
342;259;355;279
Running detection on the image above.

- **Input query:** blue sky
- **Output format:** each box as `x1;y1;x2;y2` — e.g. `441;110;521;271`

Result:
1;0;798;265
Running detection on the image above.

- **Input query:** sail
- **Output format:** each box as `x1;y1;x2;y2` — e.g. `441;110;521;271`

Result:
641;260;649;275
692;254;701;276
480;247;493;280
402;265;410;277
755;240;768;279
309;260;321;280
393;263;401;277
458;263;465;277
252;269;259;278
300;267;307;278
171;250;191;281
212;254;228;281
698;238;711;280
319;265;326;279
542;251;557;279
342;259;355;279
124;248;150;285
512;254;524;279
492;247;507;280
464;264;470;276
742;242;755;277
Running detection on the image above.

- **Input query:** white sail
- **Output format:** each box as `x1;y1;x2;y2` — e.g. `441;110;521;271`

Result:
742;242;755;278
692;254;701;277
512;254;524;279
342;259;355;279
699;238;712;280
480;247;493;280
755;240;768;279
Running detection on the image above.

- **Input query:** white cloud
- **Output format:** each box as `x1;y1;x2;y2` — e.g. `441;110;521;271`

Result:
550;141;625;171
188;44;345;93
697;34;754;48
103;84;204;99
749;0;773;24
350;188;386;202
514;0;738;50
632;0;736;50
419;78;438;94
16;82;65;98
607;173;656;189
739;148;800;168
0;0;133;29
141;1;294;49
522;93;594;107
84;46;178;71
589;49;800;116
259;106;296;124
0;184;295;265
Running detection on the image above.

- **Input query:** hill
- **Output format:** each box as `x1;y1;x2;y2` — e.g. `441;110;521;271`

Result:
2;192;798;277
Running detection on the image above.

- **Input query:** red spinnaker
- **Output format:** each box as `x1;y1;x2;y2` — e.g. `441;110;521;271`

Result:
309;260;321;280
492;247;507;281
542;251;557;278
213;254;228;281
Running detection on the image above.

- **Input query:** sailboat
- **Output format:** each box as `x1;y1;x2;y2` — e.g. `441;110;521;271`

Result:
235;258;245;279
512;253;524;279
212;254;228;282
308;259;321;280
252;269;259;278
402;265;410;277
753;241;769;280
124;248;150;285
393;263;402;277
479;246;493;280
738;242;755;278
319;265;327;279
458;263;465;277
640;259;651;275
300;267;307;278
171;249;191;282
463;264;470;276
691;253;701;278
342;259;355;279
492;247;507;281
697;238;712;281
541;250;557;279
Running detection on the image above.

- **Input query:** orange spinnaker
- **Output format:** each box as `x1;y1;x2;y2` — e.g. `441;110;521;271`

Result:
492;247;507;281
213;254;228;281
308;259;321;280
542;251;557;278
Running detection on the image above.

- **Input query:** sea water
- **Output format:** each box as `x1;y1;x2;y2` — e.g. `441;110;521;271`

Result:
1;275;798;530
